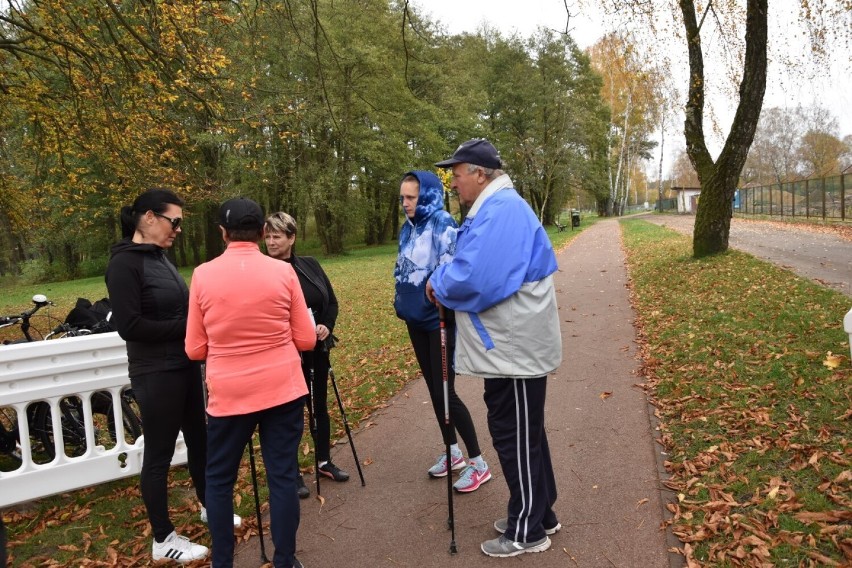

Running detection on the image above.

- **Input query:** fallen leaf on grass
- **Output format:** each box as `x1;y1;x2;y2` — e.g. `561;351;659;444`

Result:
794;510;852;523
806;550;842;566
822;352;844;369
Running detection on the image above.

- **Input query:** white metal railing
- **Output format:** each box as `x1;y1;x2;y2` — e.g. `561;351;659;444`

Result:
0;332;186;508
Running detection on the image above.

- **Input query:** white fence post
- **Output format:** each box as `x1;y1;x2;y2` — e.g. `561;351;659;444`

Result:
845;308;852;361
0;332;187;508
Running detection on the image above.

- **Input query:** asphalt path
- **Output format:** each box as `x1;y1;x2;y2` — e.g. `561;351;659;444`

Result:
639;214;852;298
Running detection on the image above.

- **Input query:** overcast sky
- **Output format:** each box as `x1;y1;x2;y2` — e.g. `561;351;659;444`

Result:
413;0;852;171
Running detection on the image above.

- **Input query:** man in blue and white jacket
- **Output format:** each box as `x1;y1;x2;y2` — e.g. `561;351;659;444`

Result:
427;139;563;558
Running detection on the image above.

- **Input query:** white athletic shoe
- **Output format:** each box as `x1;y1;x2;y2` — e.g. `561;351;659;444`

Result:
152;531;209;563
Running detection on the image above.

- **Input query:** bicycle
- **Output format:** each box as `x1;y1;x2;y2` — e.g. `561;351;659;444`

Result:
0;295;142;462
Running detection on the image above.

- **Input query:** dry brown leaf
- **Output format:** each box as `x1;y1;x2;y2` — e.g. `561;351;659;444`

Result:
599;391;613;400
794;510;852;523
805;550;842;566
822;352;844;369
636;498;649;507
833;470;851;483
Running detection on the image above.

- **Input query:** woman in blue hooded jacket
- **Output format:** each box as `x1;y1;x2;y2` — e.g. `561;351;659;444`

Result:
394;170;491;493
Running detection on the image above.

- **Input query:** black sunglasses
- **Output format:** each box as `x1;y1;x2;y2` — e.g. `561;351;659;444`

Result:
153;212;182;230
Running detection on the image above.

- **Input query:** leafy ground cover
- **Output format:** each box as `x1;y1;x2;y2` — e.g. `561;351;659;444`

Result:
733;216;852;242
621;219;851;567
1;223;583;565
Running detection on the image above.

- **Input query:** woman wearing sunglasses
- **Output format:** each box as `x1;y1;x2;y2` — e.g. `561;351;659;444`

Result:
106;188;238;564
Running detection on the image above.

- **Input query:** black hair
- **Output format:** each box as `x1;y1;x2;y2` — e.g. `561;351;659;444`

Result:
119;188;185;238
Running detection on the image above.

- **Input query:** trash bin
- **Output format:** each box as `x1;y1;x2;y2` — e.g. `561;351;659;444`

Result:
571;209;580;229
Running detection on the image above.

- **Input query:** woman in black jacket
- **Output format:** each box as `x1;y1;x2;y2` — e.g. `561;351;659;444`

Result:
265;212;349;499
106;188;238;564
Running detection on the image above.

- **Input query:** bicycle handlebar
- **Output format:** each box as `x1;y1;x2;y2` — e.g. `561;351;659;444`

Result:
21;300;51;318
0;295;53;341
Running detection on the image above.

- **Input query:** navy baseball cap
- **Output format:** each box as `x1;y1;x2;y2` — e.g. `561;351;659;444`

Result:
219;197;264;230
435;138;502;169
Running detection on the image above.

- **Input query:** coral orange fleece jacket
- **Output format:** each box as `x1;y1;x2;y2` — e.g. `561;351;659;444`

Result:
185;241;317;416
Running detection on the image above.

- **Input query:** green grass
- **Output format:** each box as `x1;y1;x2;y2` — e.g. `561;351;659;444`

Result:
621;219;851;566
1;221;586;565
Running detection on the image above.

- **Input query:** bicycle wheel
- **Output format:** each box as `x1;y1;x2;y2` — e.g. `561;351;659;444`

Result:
93;389;142;445
32;398;87;458
32;390;143;459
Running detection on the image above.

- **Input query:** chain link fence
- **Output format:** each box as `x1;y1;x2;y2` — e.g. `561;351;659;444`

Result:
735;173;851;221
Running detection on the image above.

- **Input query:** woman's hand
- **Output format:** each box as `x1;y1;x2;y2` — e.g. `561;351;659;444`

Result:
316;324;330;341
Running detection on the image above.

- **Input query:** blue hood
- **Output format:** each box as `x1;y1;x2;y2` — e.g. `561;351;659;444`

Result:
406;170;445;226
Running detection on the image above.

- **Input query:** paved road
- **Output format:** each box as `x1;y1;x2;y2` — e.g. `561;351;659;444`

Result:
234;219;679;568
640;214;852;297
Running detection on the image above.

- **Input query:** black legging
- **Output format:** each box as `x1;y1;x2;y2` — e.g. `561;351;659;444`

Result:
130;364;207;542
407;322;481;458
301;349;332;462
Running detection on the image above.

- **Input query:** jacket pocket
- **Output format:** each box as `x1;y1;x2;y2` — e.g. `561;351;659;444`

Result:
394;289;438;328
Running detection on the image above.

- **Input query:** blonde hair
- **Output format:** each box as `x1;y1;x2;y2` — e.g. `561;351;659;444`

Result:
265;211;297;236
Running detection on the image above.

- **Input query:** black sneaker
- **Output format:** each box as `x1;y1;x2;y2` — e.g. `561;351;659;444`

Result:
318;462;350;482
293;557;304;568
296;474;310;499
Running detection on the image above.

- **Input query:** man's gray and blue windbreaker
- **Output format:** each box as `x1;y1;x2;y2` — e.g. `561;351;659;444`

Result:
394;170;456;331
429;174;562;378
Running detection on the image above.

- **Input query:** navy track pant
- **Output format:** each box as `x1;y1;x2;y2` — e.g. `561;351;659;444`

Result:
484;376;558;543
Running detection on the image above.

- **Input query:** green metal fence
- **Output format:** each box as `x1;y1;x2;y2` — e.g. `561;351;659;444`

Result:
736;173;850;221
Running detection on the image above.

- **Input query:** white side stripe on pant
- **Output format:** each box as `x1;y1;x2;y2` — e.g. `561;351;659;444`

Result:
512;379;535;542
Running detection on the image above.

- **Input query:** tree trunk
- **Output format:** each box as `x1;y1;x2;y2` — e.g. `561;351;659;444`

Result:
657;126;665;211
681;0;767;257
205;203;224;261
692;172;733;251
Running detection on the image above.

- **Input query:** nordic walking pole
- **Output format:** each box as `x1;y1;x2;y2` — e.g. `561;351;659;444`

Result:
438;304;458;554
247;436;270;564
328;365;365;486
307;352;320;497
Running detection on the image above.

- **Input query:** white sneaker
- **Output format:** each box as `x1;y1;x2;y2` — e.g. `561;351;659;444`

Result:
200;506;243;528
152;531;209;563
